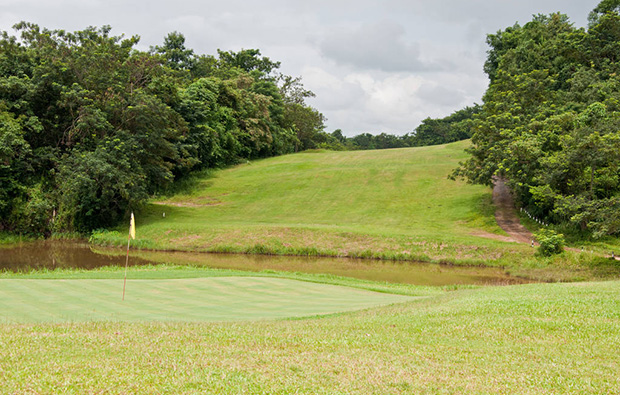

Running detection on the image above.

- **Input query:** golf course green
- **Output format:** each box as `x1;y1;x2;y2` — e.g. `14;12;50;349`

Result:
0;277;415;323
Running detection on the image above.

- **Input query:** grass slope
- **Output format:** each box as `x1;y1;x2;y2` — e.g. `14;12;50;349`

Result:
91;141;620;280
2;279;618;393
94;142;527;262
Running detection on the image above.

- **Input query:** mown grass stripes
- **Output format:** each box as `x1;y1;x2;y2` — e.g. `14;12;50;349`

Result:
0;277;416;323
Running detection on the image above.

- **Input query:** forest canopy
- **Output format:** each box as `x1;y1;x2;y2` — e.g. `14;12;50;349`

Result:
0;23;327;235
453;2;620;238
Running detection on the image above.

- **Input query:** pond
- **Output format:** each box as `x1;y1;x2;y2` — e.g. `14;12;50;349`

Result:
0;240;528;286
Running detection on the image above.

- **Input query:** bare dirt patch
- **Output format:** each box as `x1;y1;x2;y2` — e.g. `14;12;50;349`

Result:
469;230;517;243
153;200;222;208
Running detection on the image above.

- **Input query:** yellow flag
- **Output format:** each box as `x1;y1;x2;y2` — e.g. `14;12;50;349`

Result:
129;212;136;240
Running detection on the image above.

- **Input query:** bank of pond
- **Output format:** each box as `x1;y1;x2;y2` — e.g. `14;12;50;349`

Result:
0;240;528;286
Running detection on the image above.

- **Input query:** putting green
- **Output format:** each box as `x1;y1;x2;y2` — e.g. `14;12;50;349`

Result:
0;277;415;323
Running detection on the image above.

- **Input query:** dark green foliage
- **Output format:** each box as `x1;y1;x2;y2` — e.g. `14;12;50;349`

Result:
217;49;281;77
453;2;620;238
320;106;479;152
57;144;148;232
0;109;31;224
589;0;620;27
0;24;325;235
406;105;481;147
535;229;565;256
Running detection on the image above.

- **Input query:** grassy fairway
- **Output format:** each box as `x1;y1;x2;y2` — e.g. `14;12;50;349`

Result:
1;276;618;393
0;277;414;323
90;140;620;280
94;141;534;264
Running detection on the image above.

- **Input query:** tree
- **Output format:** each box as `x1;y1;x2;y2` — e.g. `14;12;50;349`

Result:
57;143;148;232
453;5;620;237
589;0;620;27
152;31;195;71
217;49;280;79
282;103;325;151
0;109;31;230
0;23;329;235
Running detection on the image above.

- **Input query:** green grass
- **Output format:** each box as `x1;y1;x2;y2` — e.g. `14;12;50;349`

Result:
0;276;415;323
3;142;619;393
92;142;524;261
89;141;620;280
0;232;36;246
1;276;618;393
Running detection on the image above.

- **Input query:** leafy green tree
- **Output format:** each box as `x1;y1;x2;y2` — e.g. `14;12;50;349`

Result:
0;23;329;235
589;0;620;27
331;129;346;143
57;142;148;232
152;31;195;71
0;109;31;230
407;105;480;147
453;3;620;238
217;49;281;79
282;103;326;151
278;75;316;105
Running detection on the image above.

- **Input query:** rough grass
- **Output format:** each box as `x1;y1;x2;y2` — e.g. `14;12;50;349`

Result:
0;232;35;246
1;277;618;394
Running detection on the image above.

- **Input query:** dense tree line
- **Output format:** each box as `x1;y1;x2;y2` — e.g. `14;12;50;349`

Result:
321;105;480;151
0;24;327;235
453;1;620;238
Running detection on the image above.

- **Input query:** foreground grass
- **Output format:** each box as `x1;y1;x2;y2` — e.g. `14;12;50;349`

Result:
1;278;618;394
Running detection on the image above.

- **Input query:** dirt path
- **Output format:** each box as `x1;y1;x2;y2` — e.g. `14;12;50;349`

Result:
490;178;620;260
492;178;535;244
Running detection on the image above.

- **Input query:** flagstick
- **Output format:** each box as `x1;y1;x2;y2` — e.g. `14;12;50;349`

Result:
122;232;130;301
122;212;136;301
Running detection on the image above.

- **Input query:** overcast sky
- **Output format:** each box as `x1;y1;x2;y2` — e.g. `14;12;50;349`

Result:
0;0;599;135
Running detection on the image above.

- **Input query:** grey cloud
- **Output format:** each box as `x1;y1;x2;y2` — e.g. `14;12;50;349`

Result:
319;20;442;72
384;0;596;29
0;0;599;135
417;84;466;107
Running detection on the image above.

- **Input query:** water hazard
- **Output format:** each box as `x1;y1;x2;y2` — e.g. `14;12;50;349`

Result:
0;240;528;286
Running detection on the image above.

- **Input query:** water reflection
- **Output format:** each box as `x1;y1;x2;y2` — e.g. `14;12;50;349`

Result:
132;250;528;286
0;241;528;286
0;240;152;271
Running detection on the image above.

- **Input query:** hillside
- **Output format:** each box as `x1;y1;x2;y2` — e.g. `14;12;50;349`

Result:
94;142;515;260
92;140;619;279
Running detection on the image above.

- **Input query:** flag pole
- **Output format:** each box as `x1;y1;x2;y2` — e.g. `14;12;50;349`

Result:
122;212;136;301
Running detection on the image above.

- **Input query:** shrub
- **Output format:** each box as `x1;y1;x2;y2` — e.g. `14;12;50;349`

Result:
535;229;565;256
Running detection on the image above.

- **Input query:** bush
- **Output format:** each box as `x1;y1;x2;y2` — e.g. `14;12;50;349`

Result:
535;229;565;256
8;185;53;236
